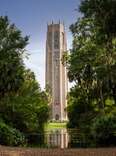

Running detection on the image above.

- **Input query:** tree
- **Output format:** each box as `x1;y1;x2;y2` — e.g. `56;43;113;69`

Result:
0;16;49;146
79;0;116;104
0;69;49;134
67;0;116;140
0;16;28;97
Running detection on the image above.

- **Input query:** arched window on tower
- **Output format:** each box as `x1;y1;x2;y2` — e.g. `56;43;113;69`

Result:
55;114;59;120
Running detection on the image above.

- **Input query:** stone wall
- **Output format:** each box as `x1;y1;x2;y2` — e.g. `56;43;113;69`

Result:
0;147;116;156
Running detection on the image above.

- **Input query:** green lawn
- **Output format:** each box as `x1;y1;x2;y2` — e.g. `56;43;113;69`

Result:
45;122;67;130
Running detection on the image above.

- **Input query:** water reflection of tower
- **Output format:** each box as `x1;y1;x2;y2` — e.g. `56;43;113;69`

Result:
61;129;68;148
45;129;68;148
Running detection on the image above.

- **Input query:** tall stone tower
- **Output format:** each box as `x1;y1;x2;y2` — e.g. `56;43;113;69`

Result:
46;22;68;121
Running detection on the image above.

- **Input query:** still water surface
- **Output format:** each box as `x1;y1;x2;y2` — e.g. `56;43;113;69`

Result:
43;128;89;148
29;128;115;148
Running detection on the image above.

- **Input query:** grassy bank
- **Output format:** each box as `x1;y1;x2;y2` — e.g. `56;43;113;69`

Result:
45;122;67;130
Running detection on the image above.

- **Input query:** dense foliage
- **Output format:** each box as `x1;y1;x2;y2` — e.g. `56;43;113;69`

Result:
0;16;28;97
91;114;116;146
0;120;26;146
67;0;116;146
0;16;49;146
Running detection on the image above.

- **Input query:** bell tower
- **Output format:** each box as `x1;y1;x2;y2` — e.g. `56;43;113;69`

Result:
46;22;68;121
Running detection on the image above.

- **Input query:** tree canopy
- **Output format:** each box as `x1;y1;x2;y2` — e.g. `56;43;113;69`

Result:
0;16;28;97
0;16;49;146
67;0;116;146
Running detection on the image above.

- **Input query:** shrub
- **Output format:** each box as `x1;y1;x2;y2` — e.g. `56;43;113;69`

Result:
0;120;26;146
91;114;116;146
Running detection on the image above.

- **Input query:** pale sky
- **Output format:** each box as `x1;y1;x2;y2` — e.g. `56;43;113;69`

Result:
0;0;81;89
